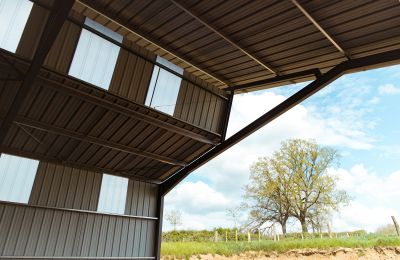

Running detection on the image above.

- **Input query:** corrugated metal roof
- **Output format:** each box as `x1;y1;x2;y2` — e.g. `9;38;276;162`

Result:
75;0;400;91
2;0;400;184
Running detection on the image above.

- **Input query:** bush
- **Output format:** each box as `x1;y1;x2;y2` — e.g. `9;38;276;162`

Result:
162;228;266;242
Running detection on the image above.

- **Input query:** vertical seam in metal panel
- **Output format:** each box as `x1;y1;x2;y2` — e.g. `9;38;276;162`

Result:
43;209;56;256
62;166;73;208
12;206;27;255
28;162;43;204
2;206;16;255
36;163;49;206
23;207;36;256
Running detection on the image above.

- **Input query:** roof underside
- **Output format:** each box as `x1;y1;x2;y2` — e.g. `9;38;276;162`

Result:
75;0;400;92
2;0;400;185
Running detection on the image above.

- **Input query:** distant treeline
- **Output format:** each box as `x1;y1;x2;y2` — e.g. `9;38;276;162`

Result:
162;228;367;242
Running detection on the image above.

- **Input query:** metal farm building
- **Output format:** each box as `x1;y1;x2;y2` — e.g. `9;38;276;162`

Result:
0;0;399;259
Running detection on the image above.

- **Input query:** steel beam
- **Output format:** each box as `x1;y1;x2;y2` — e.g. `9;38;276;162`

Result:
0;0;74;150
14;117;187;166
169;0;279;76
226;69;321;92
36;75;219;145
291;0;350;59
220;92;234;141
76;0;230;87
0;146;162;184
153;193;164;260
160;48;400;195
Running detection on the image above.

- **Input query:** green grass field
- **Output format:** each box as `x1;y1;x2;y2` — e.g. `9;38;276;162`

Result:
161;236;400;258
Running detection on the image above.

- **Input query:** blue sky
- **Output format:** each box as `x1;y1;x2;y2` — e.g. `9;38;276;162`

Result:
164;64;400;233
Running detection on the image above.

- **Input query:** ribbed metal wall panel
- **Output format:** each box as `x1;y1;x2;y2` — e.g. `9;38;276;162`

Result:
29;162;102;211
109;40;156;104
16;4;83;74
15;3;48;60
174;71;227;134
43;11;84;73
0;201;156;259
125;180;159;257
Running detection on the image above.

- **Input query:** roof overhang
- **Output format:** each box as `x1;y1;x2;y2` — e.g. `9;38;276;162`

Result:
74;0;400;91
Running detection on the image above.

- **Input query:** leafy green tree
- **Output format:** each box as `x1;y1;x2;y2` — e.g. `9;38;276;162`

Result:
244;139;350;233
244;154;292;234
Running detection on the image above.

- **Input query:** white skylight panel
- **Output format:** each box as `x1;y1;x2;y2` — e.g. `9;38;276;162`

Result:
0;154;39;203
0;0;33;53
68;18;123;90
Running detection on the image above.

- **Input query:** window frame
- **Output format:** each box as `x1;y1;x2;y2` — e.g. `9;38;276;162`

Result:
145;56;184;115
97;173;129;215
68;18;123;90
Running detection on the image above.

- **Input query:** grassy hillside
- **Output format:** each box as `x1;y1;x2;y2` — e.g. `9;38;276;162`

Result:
161;236;400;258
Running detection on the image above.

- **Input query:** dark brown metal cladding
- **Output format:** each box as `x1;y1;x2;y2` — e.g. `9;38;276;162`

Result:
29;162;103;210
77;0;400;90
0;177;159;258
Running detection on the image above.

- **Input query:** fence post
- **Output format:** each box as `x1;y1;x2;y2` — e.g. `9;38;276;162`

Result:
235;229;238;243
258;229;261;242
328;223;333;238
248;231;251;242
225;231;228;242
215;231;218;242
392;216;400;236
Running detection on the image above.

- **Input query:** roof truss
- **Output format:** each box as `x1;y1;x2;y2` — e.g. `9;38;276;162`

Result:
291;0;350;59
169;0;279;76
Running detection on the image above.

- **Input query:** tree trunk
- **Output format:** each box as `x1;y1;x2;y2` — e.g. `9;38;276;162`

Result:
392;216;400;236
300;219;308;233
281;223;287;234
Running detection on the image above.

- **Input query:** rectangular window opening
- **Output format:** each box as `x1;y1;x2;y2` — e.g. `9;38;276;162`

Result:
69;18;123;90
145;56;184;115
97;174;128;215
0;154;39;203
0;0;33;53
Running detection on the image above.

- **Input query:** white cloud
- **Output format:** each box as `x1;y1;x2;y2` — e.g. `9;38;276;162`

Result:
165;181;231;214
330;165;400;232
164;181;234;230
378;84;400;95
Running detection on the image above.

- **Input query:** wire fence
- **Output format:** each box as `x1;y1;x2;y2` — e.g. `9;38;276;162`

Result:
162;229;371;243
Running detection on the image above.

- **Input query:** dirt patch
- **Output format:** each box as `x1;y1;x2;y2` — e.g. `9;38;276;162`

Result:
162;247;400;259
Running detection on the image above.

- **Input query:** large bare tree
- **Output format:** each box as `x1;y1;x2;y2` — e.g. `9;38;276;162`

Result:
166;209;182;231
244;139;349;233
